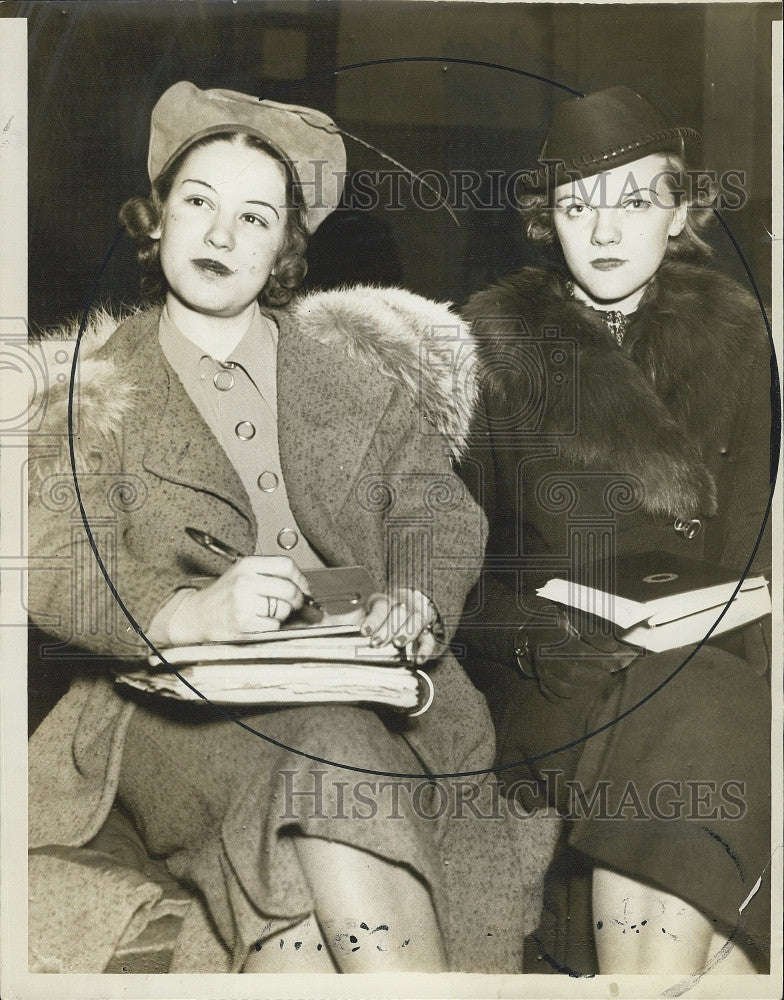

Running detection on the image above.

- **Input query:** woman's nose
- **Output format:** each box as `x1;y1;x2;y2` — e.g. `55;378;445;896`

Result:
590;209;622;247
205;215;235;251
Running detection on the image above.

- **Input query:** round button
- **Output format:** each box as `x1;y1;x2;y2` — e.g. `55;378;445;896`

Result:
213;368;235;391
257;471;279;492
277;528;299;550
235;420;256;440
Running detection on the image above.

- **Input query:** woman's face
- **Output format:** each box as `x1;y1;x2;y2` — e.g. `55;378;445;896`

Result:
552;153;688;311
152;138;288;319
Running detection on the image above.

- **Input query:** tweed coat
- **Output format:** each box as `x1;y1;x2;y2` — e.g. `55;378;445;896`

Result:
28;287;567;973
27;286;494;850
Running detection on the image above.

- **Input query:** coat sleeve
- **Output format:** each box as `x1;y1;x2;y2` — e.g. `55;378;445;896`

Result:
27;425;194;662
452;393;525;662
366;383;488;644
712;334;775;576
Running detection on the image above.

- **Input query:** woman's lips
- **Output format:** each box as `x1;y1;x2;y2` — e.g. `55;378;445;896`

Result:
591;258;625;271
192;258;233;276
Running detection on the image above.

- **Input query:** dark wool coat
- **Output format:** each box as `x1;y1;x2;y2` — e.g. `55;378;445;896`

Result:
454;259;774;966
457;259;773;659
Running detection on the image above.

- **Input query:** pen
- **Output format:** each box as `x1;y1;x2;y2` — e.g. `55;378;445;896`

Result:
185;526;322;609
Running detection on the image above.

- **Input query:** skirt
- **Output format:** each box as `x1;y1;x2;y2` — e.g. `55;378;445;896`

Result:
116;696;531;972
467;639;771;967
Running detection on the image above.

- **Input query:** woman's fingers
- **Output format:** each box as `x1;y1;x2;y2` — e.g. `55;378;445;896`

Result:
239;556;312;608
410;631;439;665
361;595;406;646
361;590;436;652
169;556;316;643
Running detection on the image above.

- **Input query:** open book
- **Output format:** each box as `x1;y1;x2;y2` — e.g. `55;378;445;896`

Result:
536;550;771;653
114;630;433;714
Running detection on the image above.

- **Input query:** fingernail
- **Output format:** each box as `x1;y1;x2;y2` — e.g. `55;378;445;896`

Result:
361;626;371;636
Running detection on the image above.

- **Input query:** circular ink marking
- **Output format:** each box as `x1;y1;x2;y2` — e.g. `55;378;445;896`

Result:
643;572;679;584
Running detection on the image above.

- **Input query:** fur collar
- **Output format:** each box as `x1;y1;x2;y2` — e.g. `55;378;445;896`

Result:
289;285;476;460
464;259;764;518
34;286;476;473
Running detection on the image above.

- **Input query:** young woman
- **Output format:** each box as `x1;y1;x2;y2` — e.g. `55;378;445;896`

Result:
457;86;773;975
26;81;539;974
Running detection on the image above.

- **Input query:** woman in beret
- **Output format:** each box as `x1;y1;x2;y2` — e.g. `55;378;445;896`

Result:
457;86;773;974
26;82;539;974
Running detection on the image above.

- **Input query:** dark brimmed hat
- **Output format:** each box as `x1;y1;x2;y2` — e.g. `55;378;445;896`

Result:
522;86;700;191
148;81;346;233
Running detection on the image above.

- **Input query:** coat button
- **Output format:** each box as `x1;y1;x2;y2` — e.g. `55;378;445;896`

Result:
277;528;298;550
257;471;279;492
213;368;235;391
235;420;256;440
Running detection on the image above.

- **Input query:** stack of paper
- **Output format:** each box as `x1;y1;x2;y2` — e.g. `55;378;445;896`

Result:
114;630;431;712
537;551;770;653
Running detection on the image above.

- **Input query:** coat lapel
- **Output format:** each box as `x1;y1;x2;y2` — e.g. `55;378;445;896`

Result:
274;309;392;566
134;325;254;526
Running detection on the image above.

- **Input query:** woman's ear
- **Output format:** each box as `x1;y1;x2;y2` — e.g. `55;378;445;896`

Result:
668;201;689;238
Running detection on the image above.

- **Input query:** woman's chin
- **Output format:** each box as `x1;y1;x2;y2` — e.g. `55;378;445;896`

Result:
576;277;650;312
168;289;260;321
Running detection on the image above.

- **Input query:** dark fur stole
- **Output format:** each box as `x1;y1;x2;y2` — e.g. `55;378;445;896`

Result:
464;259;766;518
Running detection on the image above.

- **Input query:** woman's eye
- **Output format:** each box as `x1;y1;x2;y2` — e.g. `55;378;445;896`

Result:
241;213;269;228
624;198;651;212
564;204;587;218
185;196;208;208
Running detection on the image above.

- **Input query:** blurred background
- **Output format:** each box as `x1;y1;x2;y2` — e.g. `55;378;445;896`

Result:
16;0;779;329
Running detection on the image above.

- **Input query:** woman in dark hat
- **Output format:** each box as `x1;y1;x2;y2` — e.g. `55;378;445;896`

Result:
26;82;540;974
457;86;773;973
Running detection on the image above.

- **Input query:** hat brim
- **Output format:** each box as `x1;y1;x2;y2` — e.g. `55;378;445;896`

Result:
148;83;346;234
155;124;295;194
520;126;701;193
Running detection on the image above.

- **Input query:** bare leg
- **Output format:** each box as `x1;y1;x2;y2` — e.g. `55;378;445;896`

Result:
243;916;337;973
593;867;755;974
293;836;448;972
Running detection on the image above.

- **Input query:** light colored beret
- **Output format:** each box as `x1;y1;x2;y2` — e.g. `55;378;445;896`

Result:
148;81;346;233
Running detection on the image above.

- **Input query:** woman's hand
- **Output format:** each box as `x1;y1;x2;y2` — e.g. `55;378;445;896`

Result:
360;588;443;665
166;556;312;645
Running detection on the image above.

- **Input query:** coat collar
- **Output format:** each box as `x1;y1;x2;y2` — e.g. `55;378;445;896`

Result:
39;285;475;560
131;306;394;554
464;260;764;519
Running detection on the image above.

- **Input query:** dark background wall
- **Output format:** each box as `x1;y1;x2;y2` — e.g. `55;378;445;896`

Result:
15;0;778;330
